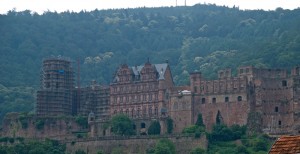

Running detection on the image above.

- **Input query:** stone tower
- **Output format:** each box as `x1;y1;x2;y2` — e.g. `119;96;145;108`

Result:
36;57;74;116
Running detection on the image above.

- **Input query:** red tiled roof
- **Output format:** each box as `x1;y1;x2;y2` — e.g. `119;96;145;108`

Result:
269;135;300;154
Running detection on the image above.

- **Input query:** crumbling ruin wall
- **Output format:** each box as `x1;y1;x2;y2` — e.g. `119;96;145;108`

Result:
1;113;83;140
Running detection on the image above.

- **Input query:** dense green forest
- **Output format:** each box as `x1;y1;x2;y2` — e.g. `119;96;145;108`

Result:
1;4;300;120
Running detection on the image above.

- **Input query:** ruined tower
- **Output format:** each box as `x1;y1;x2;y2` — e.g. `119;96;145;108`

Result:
36;57;74;117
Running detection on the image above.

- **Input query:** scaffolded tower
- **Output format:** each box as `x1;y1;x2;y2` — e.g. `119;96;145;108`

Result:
36;57;74;117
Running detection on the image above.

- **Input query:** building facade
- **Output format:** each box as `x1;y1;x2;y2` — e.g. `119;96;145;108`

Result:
36;57;300;136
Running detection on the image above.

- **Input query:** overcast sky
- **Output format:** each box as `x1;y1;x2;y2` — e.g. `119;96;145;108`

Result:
0;0;299;14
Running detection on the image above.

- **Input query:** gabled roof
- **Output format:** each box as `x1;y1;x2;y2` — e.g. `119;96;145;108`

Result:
130;63;168;79
269;135;300;154
112;63;169;83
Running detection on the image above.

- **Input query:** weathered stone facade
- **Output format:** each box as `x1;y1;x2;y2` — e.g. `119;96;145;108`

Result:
183;66;300;135
34;57;300;136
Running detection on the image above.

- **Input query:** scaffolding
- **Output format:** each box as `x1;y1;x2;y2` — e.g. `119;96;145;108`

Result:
37;57;75;117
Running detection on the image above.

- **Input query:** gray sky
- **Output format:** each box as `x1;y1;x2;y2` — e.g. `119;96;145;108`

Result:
0;0;299;14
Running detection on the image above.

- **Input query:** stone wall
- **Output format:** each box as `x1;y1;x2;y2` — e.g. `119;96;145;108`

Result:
65;134;207;154
1;113;83;140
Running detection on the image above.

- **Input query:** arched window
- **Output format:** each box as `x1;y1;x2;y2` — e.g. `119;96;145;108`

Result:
237;96;242;102
141;122;146;128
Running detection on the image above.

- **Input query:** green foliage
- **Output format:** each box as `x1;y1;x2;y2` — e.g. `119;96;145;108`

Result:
166;117;173;134
110;114;135;136
1;5;300;119
207;124;246;142
236;145;249;154
182;125;205;134
97;150;104;154
148;120;161;135
0;85;35;124
0;139;66;154
190;147;206;154
207;134;273;154
35;119;45;130
154;139;176;154
75;116;88;129
195;113;205;127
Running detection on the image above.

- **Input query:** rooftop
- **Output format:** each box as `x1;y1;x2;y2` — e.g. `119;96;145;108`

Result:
269;135;300;154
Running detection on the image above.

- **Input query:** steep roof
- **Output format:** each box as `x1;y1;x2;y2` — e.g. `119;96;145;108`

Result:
269;135;300;154
130;63;168;79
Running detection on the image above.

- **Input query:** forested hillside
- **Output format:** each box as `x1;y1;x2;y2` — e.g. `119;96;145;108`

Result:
1;4;300;119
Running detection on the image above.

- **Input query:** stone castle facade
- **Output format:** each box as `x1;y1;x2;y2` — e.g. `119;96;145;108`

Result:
36;57;300;136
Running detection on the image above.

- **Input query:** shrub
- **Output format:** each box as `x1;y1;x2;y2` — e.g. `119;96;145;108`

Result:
190;147;206;154
148;120;161;135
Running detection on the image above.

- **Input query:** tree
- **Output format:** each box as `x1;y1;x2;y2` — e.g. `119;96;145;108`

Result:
166;117;173;134
110;114;135;135
154;139;175;154
148;120;161;135
75;116;88;129
195;113;205;127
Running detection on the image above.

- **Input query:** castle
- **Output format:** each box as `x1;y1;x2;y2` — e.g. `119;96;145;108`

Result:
36;57;300;136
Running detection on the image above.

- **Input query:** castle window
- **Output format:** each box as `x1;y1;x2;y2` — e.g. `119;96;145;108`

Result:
155;94;158;100
246;68;249;73
126;96;129;102
225;97;229;102
278;120;282;126
275;106;279;112
141;122;146;128
113;87;117;92
194;86;197;93
126;109;129;115
155;107;158;116
137;95;141;101
240;69;244;74
120;87;123;92
237;96;242;102
282;80;287;87
143;94;147;101
201;98;206;104
132;124;136;130
212;98;216;103
149;94;152;101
